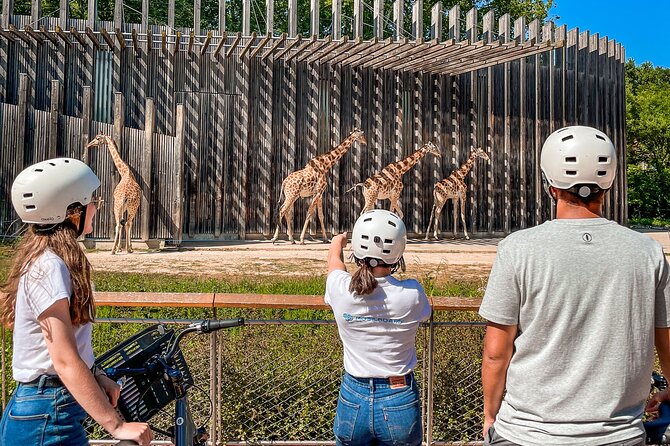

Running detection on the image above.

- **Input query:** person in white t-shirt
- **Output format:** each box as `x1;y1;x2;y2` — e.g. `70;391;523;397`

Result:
0;158;152;446
325;209;432;446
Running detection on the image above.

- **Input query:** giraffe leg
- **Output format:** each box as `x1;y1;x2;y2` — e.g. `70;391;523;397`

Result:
286;208;296;244
315;196;329;243
433;200;446;240
126;217;134;253
425;204;436;240
361;189;376;216
111;206;124;255
389;190;403;219
452;198;458;239
459;196;469;240
271;193;298;244
299;193;322;245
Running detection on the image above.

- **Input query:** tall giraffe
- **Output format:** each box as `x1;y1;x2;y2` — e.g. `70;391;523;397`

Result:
86;134;142;254
348;142;441;218
270;129;367;245
425;147;490;240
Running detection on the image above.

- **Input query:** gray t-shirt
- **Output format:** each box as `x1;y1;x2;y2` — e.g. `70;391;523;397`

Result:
479;218;670;446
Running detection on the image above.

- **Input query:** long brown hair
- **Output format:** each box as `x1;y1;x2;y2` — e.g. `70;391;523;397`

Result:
1;207;95;327
349;257;406;296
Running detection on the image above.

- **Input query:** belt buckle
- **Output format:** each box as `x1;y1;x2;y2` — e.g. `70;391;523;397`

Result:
389;375;407;389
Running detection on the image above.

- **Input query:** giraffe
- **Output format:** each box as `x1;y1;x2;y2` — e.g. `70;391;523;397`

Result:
270;128;367;245
348;141;441;218
425;147;490;240
86;134;142;254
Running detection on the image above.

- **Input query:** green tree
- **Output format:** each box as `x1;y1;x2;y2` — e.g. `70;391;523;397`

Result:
626;60;670;220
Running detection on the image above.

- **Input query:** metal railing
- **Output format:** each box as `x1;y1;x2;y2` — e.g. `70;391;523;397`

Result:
1;298;486;445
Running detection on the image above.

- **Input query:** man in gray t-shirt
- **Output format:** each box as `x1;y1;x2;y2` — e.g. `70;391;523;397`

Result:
479;126;670;446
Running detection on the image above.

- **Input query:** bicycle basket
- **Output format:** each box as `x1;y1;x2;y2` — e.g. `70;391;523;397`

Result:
95;324;195;423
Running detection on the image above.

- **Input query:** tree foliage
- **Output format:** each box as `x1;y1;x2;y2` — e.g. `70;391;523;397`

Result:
12;0;553;37
626;61;670;220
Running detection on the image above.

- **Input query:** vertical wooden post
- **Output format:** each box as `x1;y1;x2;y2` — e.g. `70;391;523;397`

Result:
141;0;148;29
393;0;403;40
465;7;476;42
267;0;274;35
49;80;63;159
168;0;175;29
17;74;30;172
242;0;250;35
430;2;442;41
499;13;511;233
141;98;155;241
289;0;297;37
114;0;123;29
59;0;69;29
482;10;494;42
448;5;460;40
412;0;423;41
88;0;97;28
353;0;363;38
331;64;342;232
2;0;14;28
332;0;341;39
373;0;383;39
82;86;93;163
484;10;494;234
530;19;543;224
194;0;201;35
31;0;41;27
515;16;526;228
111;93;125;239
311;0;320;37
173;103;185;245
218;0;225;32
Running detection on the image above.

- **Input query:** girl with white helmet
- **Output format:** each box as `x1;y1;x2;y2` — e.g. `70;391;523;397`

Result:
325;209;432;446
0;158;152;446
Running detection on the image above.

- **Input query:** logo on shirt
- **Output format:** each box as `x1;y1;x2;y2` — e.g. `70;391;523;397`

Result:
582;233;592;243
342;313;403;324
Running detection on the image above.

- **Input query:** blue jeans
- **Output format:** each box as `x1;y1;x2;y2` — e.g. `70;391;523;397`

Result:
0;379;88;446
333;372;423;446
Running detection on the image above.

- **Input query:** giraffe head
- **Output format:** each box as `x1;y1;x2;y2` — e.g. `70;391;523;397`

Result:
472;147;490;161
424;141;441;157
86;134;110;148
350;128;367;146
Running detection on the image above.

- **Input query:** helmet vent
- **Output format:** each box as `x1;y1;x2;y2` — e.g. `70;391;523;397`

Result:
25;205;36;210
561;135;574;142
597;170;607;176
595;134;606;141
384;239;393;244
361;235;369;240
34;168;43;172
360;245;368;250
23;193;33;198
48;162;56;166
565;156;577;163
63;159;70;163
382;249;391;254
364;217;372;222
566;170;577;176
598;156;609;163
387;220;397;227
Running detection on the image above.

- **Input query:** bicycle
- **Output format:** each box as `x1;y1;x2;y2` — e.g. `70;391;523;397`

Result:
646;372;670;444
95;318;245;446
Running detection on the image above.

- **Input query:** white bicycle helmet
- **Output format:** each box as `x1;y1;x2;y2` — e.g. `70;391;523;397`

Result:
540;126;617;198
11;158;100;224
351;210;406;266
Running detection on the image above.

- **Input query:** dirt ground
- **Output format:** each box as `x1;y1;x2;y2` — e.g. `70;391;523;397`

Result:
85;230;670;282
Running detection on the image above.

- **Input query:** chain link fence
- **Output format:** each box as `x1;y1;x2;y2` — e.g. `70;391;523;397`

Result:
2;311;486;445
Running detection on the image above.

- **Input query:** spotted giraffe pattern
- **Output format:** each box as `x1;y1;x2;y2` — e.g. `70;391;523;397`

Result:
349;142;441;218
271;129;367;244
425;147;490;240
86;134;142;254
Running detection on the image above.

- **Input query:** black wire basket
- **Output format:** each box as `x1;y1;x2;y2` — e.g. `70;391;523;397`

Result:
95;324;195;423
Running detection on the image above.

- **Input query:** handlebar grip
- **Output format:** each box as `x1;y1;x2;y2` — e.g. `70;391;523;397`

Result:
201;318;245;333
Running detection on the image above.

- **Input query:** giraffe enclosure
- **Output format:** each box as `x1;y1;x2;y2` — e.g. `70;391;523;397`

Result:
0;2;626;243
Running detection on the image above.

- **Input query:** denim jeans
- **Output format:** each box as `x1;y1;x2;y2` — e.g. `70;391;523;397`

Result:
0;378;88;446
333;372;422;446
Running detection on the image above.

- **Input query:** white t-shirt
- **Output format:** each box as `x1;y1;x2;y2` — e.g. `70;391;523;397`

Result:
325;269;432;378
12;250;94;382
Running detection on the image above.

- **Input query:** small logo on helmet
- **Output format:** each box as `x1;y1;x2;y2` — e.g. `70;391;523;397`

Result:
582;233;592;242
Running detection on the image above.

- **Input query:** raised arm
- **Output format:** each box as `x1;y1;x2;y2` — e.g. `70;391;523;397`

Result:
327;232;348;274
40;299;153;445
481;321;517;439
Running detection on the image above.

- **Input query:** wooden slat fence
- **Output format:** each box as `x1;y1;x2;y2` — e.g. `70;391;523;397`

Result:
0;4;627;242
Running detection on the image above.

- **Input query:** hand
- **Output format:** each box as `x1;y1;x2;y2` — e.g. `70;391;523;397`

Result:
482;417;494;440
647;389;670;413
96;374;120;407
332;232;348;250
112;422;153;446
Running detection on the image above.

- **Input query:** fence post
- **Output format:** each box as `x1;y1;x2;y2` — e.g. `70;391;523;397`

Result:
2;0;14;28
17;74;30;171
393;0;403;40
82;86;94;162
114;0;122;29
87;0;97;29
412;0;423;41
173;104;185;245
209;307;218;444
31;0;41;27
332;0;341;39
425;313;435;446
49;80;63;159
112;92;125;240
141;97;155;241
59;0;69;29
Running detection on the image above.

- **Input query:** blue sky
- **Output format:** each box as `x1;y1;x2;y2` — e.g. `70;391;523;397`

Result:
553;0;669;68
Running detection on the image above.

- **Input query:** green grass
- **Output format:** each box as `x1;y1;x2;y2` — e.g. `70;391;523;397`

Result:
630;216;670;228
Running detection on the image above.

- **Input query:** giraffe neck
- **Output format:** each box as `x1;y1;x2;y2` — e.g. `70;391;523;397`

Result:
452;152;478;182
105;137;130;177
308;135;355;173
395;147;429;175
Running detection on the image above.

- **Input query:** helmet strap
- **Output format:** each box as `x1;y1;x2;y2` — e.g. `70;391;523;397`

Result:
541;173;556;204
75;205;88;237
